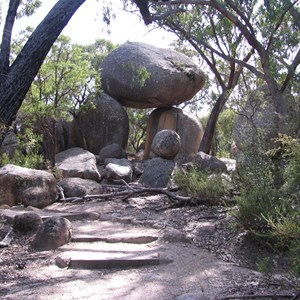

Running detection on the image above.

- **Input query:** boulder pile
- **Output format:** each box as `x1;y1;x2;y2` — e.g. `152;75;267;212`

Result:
0;42;231;207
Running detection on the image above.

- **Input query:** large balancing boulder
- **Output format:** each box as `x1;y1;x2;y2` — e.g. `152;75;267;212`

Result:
143;107;204;163
71;93;129;154
101;42;206;108
0;164;57;208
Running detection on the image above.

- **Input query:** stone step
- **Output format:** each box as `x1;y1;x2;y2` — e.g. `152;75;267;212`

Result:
56;257;172;269
55;241;172;270
71;220;159;242
71;235;158;244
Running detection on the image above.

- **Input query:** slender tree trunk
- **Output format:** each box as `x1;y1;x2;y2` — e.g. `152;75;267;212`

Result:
0;0;86;133
199;91;229;154
0;0;20;80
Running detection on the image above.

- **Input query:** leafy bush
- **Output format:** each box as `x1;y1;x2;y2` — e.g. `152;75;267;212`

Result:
0;150;45;169
0;129;46;169
234;184;282;232
174;166;228;202
290;241;300;276
234;134;300;275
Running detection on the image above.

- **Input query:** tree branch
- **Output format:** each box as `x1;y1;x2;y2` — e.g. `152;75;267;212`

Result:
0;0;20;80
286;0;300;29
266;0;296;52
281;48;300;92
60;185;192;204
0;0;86;126
224;0;256;35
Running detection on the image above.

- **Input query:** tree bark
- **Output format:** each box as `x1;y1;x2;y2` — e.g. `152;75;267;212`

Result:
0;0;86;131
0;0;20;80
199;91;229;154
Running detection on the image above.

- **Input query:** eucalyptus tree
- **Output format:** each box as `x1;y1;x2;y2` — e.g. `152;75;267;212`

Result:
17;35;114;164
0;0;87;143
131;0;300;153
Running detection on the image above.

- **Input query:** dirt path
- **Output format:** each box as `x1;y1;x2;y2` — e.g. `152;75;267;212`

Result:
0;196;298;300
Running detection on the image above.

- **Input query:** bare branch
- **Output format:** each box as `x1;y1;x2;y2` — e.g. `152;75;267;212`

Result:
61;186;192;204
224;0;256;35
153;7;186;22
281;48;300;92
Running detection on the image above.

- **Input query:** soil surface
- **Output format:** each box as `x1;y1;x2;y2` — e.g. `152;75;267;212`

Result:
0;195;299;300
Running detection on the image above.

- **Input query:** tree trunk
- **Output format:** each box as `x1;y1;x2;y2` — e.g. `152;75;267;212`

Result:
0;0;20;80
199;92;229;154
0;0;86;132
259;52;289;135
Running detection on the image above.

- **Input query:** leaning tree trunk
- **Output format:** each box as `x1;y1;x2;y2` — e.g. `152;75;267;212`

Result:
199;91;229;154
0;0;86;144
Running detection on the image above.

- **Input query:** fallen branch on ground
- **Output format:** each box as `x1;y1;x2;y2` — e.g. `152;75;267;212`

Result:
60;185;192;204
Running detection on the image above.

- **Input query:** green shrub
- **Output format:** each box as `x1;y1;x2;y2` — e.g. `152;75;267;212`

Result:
290;241;300;276
234;134;300;275
0;128;46;169
174;166;228;202
234;184;282;232
279;135;300;196
0;150;45;169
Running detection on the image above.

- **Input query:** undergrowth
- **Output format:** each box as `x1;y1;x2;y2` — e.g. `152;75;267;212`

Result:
174;166;229;203
233;134;300;276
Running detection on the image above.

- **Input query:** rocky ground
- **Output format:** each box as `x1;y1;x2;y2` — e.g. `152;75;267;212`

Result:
0;194;299;300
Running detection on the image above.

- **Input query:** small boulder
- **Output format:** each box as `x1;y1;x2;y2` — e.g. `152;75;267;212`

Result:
55;147;101;182
139;157;175;188
193;152;227;173
97;143;127;164
0;164;57;208
32;217;72;251
13;213;42;234
144;107;204;163
101;42;205;108
151;129;181;160
104;159;133;183
58;178;103;198
162;228;187;243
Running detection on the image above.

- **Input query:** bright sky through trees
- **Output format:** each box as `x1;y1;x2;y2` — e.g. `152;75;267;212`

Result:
4;0;175;47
